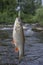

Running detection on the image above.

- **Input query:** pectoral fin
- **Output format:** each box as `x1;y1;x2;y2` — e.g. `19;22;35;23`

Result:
15;47;19;52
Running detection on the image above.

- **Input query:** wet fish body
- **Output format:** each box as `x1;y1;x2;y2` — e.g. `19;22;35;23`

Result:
13;17;25;60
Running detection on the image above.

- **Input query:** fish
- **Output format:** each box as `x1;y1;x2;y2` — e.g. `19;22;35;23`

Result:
12;17;25;61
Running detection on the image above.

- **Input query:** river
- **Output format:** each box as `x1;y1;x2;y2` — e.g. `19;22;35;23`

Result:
0;24;43;65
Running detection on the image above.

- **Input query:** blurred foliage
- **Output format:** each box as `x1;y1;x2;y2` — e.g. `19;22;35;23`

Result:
0;0;42;24
0;0;17;24
33;7;43;25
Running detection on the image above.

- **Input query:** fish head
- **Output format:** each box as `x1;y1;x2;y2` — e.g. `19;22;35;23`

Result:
15;17;22;26
14;17;22;31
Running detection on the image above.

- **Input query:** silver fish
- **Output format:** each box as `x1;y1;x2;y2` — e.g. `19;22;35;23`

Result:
13;17;25;61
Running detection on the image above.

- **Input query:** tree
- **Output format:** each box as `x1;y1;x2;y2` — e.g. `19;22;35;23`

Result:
33;7;43;25
0;0;42;24
34;0;42;8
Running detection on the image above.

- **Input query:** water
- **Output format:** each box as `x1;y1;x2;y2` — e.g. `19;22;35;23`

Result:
0;25;43;65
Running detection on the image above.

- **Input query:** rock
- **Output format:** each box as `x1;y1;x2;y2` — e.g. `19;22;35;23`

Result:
24;29;34;37
32;27;43;32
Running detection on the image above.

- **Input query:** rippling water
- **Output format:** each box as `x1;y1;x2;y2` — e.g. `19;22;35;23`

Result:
0;25;43;65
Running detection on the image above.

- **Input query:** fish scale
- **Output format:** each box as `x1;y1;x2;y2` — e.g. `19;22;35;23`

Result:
13;17;25;61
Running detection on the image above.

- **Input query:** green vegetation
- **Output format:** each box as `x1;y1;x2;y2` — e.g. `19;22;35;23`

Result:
0;0;43;25
34;7;43;25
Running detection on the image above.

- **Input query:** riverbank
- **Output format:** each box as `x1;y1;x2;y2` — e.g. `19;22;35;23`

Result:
31;23;43;32
0;23;43;32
